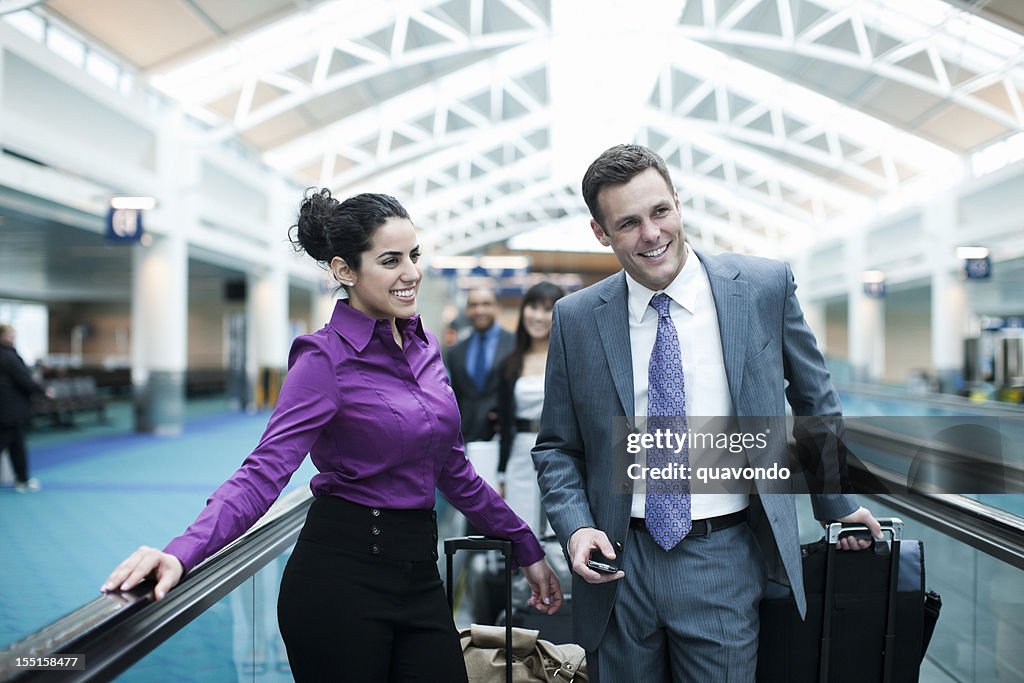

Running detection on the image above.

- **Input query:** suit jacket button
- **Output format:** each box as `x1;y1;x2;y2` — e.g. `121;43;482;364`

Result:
370;508;382;517
622;483;632;493
371;525;381;536
370;544;381;554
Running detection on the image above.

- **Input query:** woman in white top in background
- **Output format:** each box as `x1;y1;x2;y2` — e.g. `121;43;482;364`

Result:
497;281;566;535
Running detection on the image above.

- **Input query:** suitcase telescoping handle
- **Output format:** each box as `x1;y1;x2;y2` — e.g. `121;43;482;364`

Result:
820;518;904;683
444;536;514;683
825;518;903;544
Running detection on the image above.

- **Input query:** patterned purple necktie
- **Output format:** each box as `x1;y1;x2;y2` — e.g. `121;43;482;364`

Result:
645;293;692;551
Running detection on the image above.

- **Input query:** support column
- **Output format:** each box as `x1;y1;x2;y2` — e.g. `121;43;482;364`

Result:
926;197;970;393
846;231;885;383
312;279;337;332
802;301;827;356
131;232;188;434
793;250;827;355
849;293;885;383
131;107;196;433
247;265;290;409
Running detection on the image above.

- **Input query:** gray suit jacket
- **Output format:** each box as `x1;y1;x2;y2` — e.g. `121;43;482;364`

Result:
532;250;859;651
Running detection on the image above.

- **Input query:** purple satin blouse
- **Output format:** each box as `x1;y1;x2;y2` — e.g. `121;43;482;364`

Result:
163;300;544;573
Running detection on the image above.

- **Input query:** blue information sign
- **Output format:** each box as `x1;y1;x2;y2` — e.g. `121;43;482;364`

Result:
863;281;886;298
964;256;991;279
106;207;144;243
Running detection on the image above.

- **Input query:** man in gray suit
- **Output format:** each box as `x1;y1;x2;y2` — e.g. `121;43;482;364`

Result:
533;144;881;682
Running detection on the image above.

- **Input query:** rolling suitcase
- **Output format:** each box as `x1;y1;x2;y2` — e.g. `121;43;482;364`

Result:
445;535;587;683
757;518;941;683
446;536;515;683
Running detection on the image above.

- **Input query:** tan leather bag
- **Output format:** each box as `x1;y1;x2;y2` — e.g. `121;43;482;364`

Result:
460;624;587;683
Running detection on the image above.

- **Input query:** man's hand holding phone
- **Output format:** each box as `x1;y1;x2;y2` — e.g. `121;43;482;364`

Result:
588;547;622;574
568;527;625;584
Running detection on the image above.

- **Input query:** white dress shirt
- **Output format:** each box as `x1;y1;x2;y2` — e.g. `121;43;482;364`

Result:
626;243;749;520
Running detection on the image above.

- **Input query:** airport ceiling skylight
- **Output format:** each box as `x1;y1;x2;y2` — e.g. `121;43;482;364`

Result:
41;0;1024;256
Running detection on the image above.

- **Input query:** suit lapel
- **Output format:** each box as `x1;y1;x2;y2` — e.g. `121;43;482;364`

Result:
594;273;635;417
697;251;747;406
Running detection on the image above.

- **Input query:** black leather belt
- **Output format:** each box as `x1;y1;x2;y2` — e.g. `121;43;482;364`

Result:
629;508;748;539
515;418;542;432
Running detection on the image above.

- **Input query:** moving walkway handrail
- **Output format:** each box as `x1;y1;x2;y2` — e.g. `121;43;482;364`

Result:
866;490;1024;572
837;381;1024;417
842;425;1024;570
0;487;314;682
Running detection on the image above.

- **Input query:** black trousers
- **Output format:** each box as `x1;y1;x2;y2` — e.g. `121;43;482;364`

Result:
0;425;30;483
278;496;468;683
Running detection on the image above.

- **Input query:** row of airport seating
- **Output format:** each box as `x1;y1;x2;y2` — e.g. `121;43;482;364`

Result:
32;376;108;426
29;369;233;427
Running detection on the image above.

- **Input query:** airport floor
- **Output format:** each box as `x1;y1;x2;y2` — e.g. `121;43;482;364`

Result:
0;400;318;647
0;394;1015;681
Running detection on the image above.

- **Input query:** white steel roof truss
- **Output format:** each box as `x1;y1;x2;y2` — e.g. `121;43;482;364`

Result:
328;109;549;191
407;152;552;216
166;1;545;140
153;0;449;102
656;39;956;186
642;113;874;211
678;0;1024;135
264;39;548;171
429;179;570;243
219;28;539;141
346;118;551;199
670;147;807;233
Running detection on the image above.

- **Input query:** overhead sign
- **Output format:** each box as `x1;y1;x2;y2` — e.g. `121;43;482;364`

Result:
964;256;991;280
106;207;144;243
862;281;886;298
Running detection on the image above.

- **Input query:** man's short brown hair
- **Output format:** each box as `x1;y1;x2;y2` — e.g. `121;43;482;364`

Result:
581;144;675;230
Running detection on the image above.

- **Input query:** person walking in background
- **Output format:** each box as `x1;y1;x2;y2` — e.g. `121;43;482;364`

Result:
0;324;51;493
496;281;565;534
445;287;515;446
102;189;562;682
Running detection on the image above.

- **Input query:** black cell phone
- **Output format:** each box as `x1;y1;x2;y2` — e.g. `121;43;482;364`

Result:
587;542;623;574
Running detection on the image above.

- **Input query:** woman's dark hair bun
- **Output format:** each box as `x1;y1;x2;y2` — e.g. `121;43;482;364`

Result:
290;187;338;262
288;188;409;277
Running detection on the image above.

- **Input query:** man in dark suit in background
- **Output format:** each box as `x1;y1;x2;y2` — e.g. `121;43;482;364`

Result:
445;287;515;445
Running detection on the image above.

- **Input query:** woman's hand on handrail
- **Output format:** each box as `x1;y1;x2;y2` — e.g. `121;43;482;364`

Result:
101;546;184;601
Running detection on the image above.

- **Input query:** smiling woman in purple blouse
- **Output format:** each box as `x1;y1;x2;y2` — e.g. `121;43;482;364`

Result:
102;189;563;682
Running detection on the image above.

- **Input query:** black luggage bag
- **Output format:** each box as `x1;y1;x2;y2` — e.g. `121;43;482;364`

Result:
757;518;941;683
446;536;515;683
